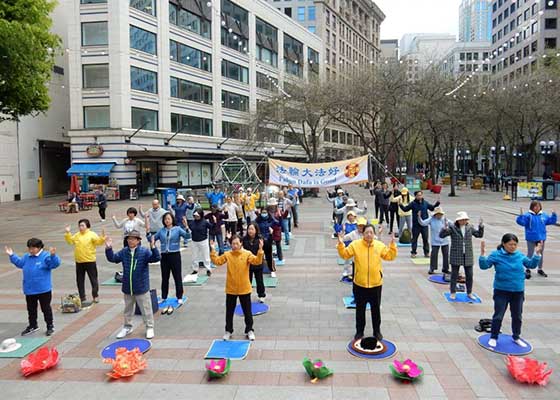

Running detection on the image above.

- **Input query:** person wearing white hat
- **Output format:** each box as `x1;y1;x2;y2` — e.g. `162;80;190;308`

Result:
334;198;367;221
326;187;346;228
440;211;484;300
340;211;359;279
169;194;189;246
419;207;450;275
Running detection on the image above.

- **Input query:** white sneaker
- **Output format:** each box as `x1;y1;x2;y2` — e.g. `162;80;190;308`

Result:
513;338;528;348
101;219;106;222
146;328;154;339
116;327;133;339
488;338;497;347
258;297;265;303
247;330;256;341
467;294;477;301
178;298;184;305
270;272;277;278
223;331;232;341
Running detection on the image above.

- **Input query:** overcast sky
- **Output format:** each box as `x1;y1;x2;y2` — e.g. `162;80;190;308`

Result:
374;0;461;40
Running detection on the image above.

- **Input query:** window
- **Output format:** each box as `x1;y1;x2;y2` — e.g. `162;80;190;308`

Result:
222;121;248;139
532;22;538;34
170;77;212;104
284;7;292;17
256;17;279;67
545;18;557;29
130;66;157;93
256;72;278;91
171;113;212;136
524;9;529;21
523;45;530;57
531;40;538;52
82;64;109;88
221;0;249;52
297;7;305;21
130;25;156;55
84;106;109;128
222;90;249;112
131;107;157;130
81;22;108;46
308;47;319;77
308;26;316;33
177;162;212;186
545;37;557;49
325;9;330;25
170;40;211;72
532;3;538;14
308;6;316;21
284;34;303;78
467;52;473;61
130;0;155;16
169;2;211;39
221;29;249;53
221;59;249;83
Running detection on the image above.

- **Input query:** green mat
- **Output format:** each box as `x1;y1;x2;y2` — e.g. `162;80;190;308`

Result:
252;277;278;288
0;337;50;358
411;258;430;265
101;277;121;286
182;275;209;286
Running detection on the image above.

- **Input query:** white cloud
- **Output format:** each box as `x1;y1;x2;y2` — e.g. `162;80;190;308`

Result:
375;0;461;40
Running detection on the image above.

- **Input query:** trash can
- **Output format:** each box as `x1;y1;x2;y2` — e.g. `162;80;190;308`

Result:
155;187;177;209
542;180;556;201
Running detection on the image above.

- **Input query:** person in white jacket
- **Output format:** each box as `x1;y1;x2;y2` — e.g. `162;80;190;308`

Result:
334;198;367;220
419;207;450;275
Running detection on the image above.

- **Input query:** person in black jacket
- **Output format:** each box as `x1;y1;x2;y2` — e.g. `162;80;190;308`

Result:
388;184;401;235
186;209;213;276
97;190;108;222
242;222;266;302
399;191;440;258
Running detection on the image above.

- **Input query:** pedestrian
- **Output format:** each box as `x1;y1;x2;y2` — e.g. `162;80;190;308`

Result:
287;184;300;228
242;223;266;303
418;207;450;275
187;209;213;277
388;184;401;235
97;190;108;222
277;190;293;245
334;198;367;221
223;196;241;236
140;199;167;240
206;204;227;255
210;234;264;341
64;219;106;304
206;186;226;208
153;213;189;314
515;200;556;278
340;210;358;279
169;194;189;246
372;181;383;220
326;188;346;236
392;187;413;237
479;235;542;349
511;178;518;201
267;198;286;265
256;207;277;278
243;187;260;224
440;211;484;300
6;239;60;336
112;207;146;247
337;225;397;341
399;190;440;258
233;191;245;235
377;182;391;227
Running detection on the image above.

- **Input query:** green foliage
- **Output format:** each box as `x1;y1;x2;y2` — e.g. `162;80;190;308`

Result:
0;0;61;121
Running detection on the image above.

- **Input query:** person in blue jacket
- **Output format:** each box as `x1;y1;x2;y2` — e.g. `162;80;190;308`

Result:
206;186;225;208
6;238;61;336
479;234;542;349
154;213;189;315
418;207;450;275
105;230;160;339
399;190;440;258
169;194;190;246
256;208;277;278
516;200;556;278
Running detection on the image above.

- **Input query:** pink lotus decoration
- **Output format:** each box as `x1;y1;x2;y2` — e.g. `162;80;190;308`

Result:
20;346;60;377
205;358;231;379
389;359;424;381
506;355;552;386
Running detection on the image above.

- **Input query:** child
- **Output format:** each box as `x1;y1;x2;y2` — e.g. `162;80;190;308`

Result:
6;239;61;336
64;219;106;304
440;211;484;300
418;207;450;275
210;235;264;341
479;235;542;348
105;231;160;339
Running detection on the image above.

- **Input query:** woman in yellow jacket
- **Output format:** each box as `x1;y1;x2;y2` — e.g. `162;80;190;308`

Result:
210;234;263;341
338;225;397;341
243;187;260;223
391;187;413;237
64;219;106;304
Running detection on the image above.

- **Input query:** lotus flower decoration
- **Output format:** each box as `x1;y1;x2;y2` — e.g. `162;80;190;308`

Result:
103;347;147;379
506;355;552;386
205;358;231;380
302;357;333;383
20;347;59;377
389;359;424;381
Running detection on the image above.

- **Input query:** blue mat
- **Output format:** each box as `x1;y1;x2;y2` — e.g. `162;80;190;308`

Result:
343;296;370;309
101;338;151;359
397;242;411;247
428;275;447;285
477;334;533;355
234;302;269;316
205;339;251;360
158;296;187;309
275;259;285;266
347;339;398;360
444;292;481;303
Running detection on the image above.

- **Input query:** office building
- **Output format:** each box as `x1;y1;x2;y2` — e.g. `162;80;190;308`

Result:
459;0;493;42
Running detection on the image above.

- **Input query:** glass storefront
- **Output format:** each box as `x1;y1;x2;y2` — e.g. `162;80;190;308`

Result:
137;161;158;195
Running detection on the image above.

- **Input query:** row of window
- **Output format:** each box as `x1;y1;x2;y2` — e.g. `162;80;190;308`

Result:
169;2;211;39
170;76;212;104
493;0;557;14
170;40;211;72
491;38;557;73
323;129;362;146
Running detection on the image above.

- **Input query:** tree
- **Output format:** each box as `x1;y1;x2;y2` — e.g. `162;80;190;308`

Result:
0;0;61;121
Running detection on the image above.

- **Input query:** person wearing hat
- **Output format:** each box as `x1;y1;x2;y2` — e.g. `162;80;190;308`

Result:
105;231;160;339
339;211;359;278
169;194;190;246
399;190;440;258
334;198;367;221
440;211;484;300
5;238;61;336
187;208;213;276
243;187;261;224
419;207;450;275
391;187;413;237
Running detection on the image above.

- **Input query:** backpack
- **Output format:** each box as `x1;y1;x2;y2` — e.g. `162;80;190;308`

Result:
61;293;81;313
399;228;411;244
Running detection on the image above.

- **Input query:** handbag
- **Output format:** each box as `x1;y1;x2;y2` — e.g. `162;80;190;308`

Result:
135;289;158;315
61;293;81;313
114;271;123;283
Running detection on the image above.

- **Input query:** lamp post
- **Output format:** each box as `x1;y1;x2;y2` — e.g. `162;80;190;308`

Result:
540;140;556;178
263;146;276;186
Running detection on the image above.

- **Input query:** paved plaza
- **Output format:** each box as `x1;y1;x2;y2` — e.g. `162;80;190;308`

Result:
0;187;559;399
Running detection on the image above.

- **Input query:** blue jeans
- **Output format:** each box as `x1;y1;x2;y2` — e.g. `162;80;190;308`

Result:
491;289;524;340
209;233;224;255
281;218;290;244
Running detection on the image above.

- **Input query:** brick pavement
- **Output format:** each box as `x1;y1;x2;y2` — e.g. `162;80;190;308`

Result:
0;187;558;399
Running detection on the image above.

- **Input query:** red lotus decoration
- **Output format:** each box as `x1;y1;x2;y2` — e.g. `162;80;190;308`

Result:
506;355;552;386
103;347;147;379
20;346;59;377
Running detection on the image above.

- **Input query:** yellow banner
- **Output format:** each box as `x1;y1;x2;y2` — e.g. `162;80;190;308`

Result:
268;156;369;188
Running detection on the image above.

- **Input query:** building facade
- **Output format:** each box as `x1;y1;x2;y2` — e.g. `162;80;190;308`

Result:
490;0;560;83
399;33;456;81
64;0;325;198
459;0;493;42
440;41;492;84
380;39;399;62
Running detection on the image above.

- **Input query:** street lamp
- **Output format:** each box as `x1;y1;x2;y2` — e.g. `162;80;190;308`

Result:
512;150;524;176
263;146;276;186
540;140;557;178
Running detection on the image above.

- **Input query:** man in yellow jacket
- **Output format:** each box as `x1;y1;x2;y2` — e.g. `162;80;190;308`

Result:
338;224;397;341
64;219;106;304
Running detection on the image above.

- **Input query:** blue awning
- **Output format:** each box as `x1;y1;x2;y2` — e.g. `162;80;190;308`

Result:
66;163;115;177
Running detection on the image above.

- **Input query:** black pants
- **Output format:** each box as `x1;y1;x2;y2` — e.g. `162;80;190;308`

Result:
263;238;275;272
274;240;283;261
491;289;524;340
99;207;106;220
375;202;380;219
353;284;382;337
237;218;244;235
226;221;237;235
249;265;265;298
389;209;399;233
160;252;183;300
26;291;53;328
379;204;389;225
225;293;253;333
450;264;474;294
76;262;99;301
430;245;449;273
292;206;299;227
411;225;430;256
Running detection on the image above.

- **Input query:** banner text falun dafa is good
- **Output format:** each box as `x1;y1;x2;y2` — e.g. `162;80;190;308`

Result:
268;155;369;188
